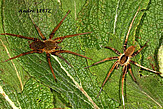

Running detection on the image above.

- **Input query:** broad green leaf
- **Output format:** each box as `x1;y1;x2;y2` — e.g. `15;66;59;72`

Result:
78;0;149;49
135;0;162;75
18;78;54;108
1;0;115;108
0;78;54;108
78;0;163;108
51;89;72;108
0;0;29;93
0;0;162;108
0;80;20;109
61;0;86;19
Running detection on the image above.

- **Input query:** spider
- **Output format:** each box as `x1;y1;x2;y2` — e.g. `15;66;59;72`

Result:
85;7;161;106
1;10;92;82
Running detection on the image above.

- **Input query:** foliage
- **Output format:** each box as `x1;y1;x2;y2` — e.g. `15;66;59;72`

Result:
0;0;162;108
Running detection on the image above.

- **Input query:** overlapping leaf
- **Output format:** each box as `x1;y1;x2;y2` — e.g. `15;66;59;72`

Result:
0;0;114;108
78;0;162;108
0;79;54;108
0;0;29;93
0;0;162;108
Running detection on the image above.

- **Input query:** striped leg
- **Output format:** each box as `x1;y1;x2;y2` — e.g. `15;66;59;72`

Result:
0;33;39;41
46;53;57;82
49;10;70;39
104;46;121;55
123;7;140;52
2;50;42;62
31;19;46;40
131;41;148;57
122;65;127;107
97;61;119;97
130;60;161;74
85;57;118;68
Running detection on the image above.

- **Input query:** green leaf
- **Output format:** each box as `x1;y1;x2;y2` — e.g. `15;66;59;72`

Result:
0;0;162;108
0;78;54;108
135;0;162;75
18;78;54;108
61;0;86;19
51;89;72;108
1;0;109;108
78;0;150;49
0;37;29;93
78;0;162;108
0;80;19;109
0;0;29;93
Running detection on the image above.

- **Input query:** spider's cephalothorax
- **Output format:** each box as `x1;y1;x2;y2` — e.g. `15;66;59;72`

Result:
118;46;135;65
1;10;92;82
85;7;161;106
30;39;60;53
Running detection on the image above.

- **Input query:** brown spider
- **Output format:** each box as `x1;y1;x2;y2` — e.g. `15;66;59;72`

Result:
85;7;161;106
1;10;92;82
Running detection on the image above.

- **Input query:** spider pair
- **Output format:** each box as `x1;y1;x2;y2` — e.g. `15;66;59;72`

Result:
1;9;161;106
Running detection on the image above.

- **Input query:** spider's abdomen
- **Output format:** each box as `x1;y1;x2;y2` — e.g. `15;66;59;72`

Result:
44;41;58;50
124;46;135;56
120;55;128;64
30;41;46;50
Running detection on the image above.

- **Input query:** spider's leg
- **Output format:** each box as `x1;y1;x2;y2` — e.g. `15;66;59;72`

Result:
55;50;92;60
122;65;127;107
49;10;70;39
104;46;121;55
55;39;64;44
31;19;46;40
123;7;140;52
46;53;57;82
52;52;73;67
131;41;148;57
0;33;39;41
97;61;119;98
85;56;118;68
53;32;92;42
130;60;161;74
2;50;42;62
128;64;137;83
